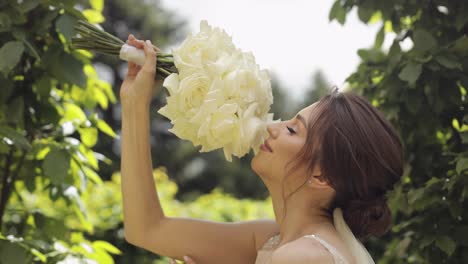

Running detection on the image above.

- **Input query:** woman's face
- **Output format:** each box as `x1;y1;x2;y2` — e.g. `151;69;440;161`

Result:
252;103;316;183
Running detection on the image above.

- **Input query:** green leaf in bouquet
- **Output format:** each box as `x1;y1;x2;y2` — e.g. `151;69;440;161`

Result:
0;41;24;75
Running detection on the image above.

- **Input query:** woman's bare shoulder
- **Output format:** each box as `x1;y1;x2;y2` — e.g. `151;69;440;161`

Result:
271;238;335;264
252;219;280;251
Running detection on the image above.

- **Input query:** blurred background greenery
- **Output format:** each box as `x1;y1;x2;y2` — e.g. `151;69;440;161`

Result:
0;0;467;263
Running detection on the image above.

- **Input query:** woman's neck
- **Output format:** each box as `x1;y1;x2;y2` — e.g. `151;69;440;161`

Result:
269;185;334;246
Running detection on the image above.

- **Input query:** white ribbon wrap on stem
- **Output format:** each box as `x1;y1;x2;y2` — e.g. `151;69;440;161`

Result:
333;208;376;264
119;44;146;66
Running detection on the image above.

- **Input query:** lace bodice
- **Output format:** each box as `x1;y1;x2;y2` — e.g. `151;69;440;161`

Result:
254;233;349;264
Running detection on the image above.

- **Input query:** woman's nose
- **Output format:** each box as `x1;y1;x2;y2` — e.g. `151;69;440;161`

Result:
267;123;279;139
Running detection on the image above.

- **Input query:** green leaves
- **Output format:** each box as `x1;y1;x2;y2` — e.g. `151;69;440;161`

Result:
374;24;385;49
0;41;24;75
451;35;468;55
412;29;437;53
42;148;72;185
436;236;456;256
43;47;87;87
357;7;374;24
0;125;31;150
435;54;462;70
0;240;29;264
334;0;468;262
56;13;78;41
398;62;422;85
10;0;40;13
79;127;98;147
90;0;104;12
456;158;468;175
97;119;117;138
329;0;347;25
0;2;127;263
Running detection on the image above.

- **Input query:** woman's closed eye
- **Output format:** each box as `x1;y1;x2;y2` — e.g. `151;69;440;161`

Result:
287;126;296;134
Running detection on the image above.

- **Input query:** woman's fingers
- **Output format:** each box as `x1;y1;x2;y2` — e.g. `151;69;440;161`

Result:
142;40;157;74
183;256;196;264
167;256;196;264
128;34;144;48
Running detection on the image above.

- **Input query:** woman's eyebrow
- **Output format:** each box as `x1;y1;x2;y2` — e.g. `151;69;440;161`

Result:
295;114;307;128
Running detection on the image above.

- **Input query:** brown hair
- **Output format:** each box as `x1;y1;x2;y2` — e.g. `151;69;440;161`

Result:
282;89;403;239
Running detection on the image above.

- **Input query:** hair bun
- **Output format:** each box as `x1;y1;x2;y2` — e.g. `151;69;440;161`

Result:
342;196;392;239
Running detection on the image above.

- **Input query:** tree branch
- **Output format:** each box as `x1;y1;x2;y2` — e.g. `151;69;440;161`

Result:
0;148;15;227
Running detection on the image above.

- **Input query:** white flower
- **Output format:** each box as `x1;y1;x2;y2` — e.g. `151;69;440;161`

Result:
173;21;236;79
158;20;274;161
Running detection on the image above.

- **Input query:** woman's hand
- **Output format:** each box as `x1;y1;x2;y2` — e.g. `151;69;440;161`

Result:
119;35;159;107
168;255;196;264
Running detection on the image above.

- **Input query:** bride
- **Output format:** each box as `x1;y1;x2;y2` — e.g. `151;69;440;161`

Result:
120;35;403;264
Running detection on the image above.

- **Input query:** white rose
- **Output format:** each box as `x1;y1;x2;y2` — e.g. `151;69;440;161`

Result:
159;21;275;161
159;72;210;119
173;20;236;79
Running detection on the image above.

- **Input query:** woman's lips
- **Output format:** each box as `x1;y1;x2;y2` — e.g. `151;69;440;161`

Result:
260;141;273;152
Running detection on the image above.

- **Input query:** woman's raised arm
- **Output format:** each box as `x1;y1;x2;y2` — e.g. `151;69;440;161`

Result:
119;36;279;263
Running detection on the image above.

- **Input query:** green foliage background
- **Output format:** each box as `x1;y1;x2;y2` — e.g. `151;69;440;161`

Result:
329;0;468;263
0;0;466;263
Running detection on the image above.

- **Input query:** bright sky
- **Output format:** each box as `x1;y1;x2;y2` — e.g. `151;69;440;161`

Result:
159;0;382;99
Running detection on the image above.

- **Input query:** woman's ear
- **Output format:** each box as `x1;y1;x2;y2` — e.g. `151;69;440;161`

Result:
307;174;329;189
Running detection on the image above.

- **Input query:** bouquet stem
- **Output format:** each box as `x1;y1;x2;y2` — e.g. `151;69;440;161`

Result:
72;20;177;77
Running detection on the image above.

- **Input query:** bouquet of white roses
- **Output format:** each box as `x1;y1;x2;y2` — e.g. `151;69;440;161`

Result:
73;20;274;161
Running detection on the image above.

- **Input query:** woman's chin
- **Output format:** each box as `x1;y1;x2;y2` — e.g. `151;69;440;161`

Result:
251;154;260;173
251;152;266;176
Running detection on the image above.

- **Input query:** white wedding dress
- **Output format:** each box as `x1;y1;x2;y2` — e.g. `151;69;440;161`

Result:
333;208;375;264
254;208;375;264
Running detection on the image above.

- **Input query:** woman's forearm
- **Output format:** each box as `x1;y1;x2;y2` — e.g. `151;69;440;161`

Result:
120;102;165;242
